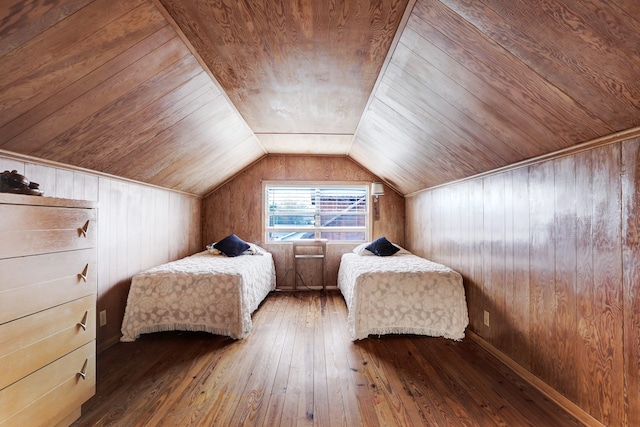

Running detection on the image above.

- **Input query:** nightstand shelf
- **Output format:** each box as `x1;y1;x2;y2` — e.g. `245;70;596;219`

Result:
292;239;327;291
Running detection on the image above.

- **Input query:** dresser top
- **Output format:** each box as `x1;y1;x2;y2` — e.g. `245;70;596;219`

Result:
0;193;97;208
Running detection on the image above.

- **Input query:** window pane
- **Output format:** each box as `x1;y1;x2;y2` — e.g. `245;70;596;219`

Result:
266;184;368;242
269;215;315;227
268;231;316;241
319;214;364;227
320;231;366;241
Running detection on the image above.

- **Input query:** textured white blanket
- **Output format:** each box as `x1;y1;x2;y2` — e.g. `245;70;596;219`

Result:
121;251;275;341
338;253;468;341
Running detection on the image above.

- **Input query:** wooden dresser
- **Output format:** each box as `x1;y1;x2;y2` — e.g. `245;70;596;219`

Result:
0;193;97;427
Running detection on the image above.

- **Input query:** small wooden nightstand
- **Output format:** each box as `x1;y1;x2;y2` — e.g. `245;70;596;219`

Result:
292;239;327;291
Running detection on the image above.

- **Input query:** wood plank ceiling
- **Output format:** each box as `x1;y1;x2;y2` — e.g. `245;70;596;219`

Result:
1;0;639;196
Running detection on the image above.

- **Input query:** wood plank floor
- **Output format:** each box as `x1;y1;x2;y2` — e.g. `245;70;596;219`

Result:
73;292;584;426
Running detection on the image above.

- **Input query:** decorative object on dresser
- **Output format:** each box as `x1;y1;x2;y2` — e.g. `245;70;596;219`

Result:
0;193;97;426
0;170;44;196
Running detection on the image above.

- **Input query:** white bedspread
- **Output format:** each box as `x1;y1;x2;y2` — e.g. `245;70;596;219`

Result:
338;253;468;341
121;251;276;341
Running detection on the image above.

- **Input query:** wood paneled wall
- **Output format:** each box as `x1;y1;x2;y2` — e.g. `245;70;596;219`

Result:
405;137;640;427
202;155;405;289
0;153;201;352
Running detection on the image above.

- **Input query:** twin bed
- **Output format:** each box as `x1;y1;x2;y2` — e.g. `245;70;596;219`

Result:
121;244;276;341
121;236;468;342
338;249;468;341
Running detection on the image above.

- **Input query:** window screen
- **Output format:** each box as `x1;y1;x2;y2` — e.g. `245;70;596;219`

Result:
265;184;369;241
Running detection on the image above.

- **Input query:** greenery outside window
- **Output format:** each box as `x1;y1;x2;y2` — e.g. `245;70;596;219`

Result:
264;182;370;242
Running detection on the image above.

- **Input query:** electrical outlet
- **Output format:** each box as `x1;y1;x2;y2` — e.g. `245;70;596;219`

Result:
483;310;490;327
99;310;107;327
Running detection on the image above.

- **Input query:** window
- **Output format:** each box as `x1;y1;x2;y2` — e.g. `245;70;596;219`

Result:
265;182;370;242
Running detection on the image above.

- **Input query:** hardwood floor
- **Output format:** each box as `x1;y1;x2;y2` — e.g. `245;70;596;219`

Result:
73;292;583;426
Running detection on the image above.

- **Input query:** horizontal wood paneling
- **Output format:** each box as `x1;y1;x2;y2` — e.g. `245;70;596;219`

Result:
0;0;154;128
441;0;640;128
0;0;94;58
0;0;263;196
202;155;405;289
0;27;181;149
406;137;637;426
352;0;639;194
0;153;202;353
2;0;639;198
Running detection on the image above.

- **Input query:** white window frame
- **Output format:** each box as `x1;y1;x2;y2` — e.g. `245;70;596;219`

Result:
263;181;372;243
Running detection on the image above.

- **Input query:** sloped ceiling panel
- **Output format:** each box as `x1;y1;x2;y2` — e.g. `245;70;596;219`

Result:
1;0;639;196
352;0;640;194
0;0;265;196
256;134;354;155
157;0;409;155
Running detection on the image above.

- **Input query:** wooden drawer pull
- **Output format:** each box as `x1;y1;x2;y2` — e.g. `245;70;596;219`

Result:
79;220;90;237
79;264;89;282
78;359;89;380
77;311;89;330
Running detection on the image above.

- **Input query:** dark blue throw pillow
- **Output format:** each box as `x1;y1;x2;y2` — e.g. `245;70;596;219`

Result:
365;236;400;257
213;233;250;257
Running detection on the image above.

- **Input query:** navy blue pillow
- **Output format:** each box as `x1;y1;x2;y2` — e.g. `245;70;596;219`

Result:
365;237;400;257
213;234;250;257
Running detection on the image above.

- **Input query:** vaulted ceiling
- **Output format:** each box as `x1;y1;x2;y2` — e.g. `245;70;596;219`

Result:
1;0;639;196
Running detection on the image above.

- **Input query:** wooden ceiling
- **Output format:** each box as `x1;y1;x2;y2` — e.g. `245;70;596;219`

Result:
1;0;639;196
352;0;640;193
158;0;408;137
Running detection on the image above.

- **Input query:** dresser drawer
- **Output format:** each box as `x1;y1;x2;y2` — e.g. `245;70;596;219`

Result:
0;204;96;258
0;341;95;427
0;295;96;391
0;249;96;324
